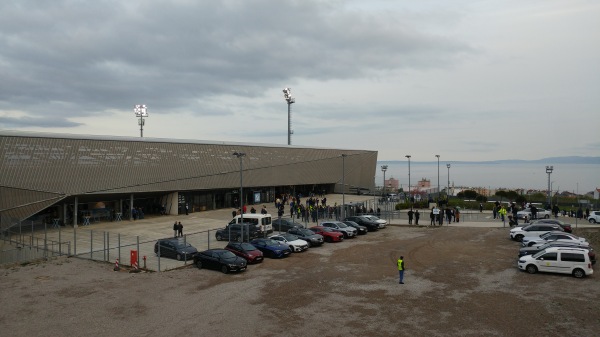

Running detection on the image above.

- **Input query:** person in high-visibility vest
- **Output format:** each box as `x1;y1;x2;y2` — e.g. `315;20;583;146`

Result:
397;256;405;284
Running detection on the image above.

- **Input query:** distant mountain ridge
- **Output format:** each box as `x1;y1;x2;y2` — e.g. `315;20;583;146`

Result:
379;156;600;164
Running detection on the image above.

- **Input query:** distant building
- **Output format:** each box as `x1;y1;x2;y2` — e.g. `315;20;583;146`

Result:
417;178;430;188
385;177;399;192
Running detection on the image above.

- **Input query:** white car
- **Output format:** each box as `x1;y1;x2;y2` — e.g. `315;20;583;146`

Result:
269;234;308;252
518;247;594;278
521;231;588;247
588;211;600;224
363;215;387;228
516;208;551;220
509;223;563;241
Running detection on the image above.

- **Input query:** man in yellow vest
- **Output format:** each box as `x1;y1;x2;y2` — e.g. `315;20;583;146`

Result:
397;256;405;284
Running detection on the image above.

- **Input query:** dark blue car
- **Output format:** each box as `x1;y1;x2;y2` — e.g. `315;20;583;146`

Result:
250;238;292;258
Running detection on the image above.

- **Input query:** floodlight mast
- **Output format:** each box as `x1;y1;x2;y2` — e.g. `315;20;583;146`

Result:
283;88;295;145
134;104;148;137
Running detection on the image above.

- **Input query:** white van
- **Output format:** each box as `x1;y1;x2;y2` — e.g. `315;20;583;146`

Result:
229;213;273;233
518;247;594;278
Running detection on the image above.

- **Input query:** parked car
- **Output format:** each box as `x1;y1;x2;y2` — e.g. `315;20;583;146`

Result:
517;247;594;278
193;249;247;274
309;226;344;242
362;215;387;229
517;207;551;220
287;227;325;247
509;223;564;242
528;219;572;233
215;223;262;241
521;231;588;247
225;242;264;264
272;218;304;232
320;221;357;238
518;242;596;265
154;238;198;261
344;216;379;231
269;233;309;252
343;220;368;235
249;238;292;258
588;211;600;224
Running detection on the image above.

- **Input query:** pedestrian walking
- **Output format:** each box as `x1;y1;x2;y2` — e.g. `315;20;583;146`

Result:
177;221;183;237
498;206;507;227
173;221;178;238
397;256;405;284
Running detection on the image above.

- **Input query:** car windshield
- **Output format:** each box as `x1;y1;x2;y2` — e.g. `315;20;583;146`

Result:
282;234;299;241
333;222;348;228
172;242;192;249
320;227;334;232
265;239;281;245
240;243;256;251
217;250;237;259
532;250;547;259
297;229;314;236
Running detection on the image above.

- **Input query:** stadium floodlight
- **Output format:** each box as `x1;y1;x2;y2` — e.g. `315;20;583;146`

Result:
283;88;295;145
134;104;148;137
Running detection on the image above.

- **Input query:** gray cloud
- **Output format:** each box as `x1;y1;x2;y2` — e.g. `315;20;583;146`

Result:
0;0;470;123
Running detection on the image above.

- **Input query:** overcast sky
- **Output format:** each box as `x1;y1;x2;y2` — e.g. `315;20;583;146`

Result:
1;0;599;161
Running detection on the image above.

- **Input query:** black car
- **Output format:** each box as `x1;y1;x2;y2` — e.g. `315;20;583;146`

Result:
272;218;304;232
154;238;198;261
519;242;596;264
193;249;247;273
343;220;368;235
287;227;325;247
344;216;379;231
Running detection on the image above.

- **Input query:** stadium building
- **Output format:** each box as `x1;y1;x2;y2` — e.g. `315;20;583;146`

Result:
0;130;377;229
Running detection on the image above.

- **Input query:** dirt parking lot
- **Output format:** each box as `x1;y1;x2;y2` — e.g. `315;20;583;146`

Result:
1;226;599;337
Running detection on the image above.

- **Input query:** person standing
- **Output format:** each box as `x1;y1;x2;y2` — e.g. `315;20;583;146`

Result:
261;205;267;215
415;210;420;226
185;204;189;215
173;221;178;238
498;206;507;226
407;209;414;225
397;256;405;284
177;221;183;237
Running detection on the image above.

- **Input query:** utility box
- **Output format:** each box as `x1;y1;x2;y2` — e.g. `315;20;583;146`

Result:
130;250;138;267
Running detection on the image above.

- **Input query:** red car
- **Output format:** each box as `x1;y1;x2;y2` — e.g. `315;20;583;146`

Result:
225;242;264;264
309;226;344;243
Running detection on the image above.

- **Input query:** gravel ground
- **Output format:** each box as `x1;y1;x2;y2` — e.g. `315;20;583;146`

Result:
1;226;599;337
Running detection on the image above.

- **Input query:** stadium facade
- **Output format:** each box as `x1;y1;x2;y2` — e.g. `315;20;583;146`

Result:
0;130;377;229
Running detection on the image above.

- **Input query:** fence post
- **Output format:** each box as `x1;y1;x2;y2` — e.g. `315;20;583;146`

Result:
207;230;210;249
58;225;62;256
90;230;93;259
44;222;48;259
118;233;121;263
73;225;77;256
136;236;140;268
157;241;161;272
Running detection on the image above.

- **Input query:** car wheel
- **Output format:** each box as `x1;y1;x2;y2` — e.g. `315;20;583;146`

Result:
176;253;182;261
221;265;229;274
306;241;312;248
515;234;524;242
216;234;223;241
590;219;597;224
572;268;585;278
526;264;537;274
195;260;203;269
325;237;332;243
528;242;535;247
289;245;294;252
544;215;550;219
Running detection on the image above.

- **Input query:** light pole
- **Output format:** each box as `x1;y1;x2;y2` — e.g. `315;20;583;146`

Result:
233;152;246;241
405;155;411;203
283;88;295;145
133;104;148;137
381;165;388;199
342;154;347;219
546;166;553;208
435;155;440;202
446;164;451;200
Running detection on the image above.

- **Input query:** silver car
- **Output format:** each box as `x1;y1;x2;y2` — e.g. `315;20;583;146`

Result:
320;221;357;238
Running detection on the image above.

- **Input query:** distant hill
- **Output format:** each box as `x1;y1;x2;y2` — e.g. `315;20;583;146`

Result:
379;156;600;164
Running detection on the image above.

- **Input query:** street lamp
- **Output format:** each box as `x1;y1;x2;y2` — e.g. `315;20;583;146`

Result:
546;166;553;208
405;155;411;203
283;88;295;145
233;152;246;241
435;155;440;202
133;104;148;137
447;163;451;200
342;154;347;219
381;165;388;199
